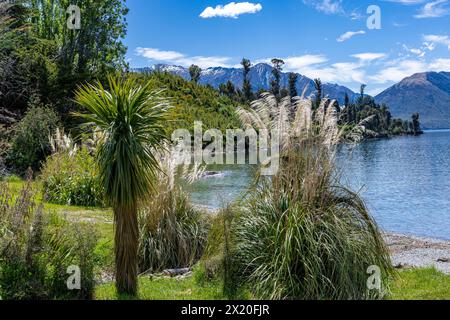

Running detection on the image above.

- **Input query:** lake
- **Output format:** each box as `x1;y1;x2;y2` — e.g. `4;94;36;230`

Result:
188;130;450;241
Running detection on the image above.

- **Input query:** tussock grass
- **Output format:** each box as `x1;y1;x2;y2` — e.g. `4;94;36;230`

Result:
227;93;393;300
138;147;209;273
232;141;393;299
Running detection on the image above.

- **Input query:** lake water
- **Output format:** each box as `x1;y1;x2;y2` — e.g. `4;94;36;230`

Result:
188;130;450;241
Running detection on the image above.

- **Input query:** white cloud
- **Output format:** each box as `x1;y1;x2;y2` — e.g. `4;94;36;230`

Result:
428;58;450;70
280;53;383;85
369;57;450;84
423;41;436;51
351;53;387;62
135;48;184;61
369;59;427;83
402;44;426;57
302;0;344;15
385;0;425;4
199;2;262;19
414;0;450;18
284;55;329;69
423;34;450;50
337;30;366;42
135;47;233;69
410;48;426;57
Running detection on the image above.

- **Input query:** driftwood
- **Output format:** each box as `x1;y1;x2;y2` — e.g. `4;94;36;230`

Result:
162;268;190;277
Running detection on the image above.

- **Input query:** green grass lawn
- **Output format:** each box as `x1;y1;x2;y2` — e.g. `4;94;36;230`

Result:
389;268;450;300
95;276;225;300
5;179;450;301
94;268;450;300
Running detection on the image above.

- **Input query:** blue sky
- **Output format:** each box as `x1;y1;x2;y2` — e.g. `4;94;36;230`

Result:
124;0;450;94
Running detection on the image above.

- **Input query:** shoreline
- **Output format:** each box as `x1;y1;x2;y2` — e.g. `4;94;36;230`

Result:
383;232;450;274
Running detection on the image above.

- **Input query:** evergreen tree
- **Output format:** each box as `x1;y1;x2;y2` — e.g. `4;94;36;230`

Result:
219;80;236;99
288;72;298;98
313;78;322;109
270;58;284;97
344;93;350;108
241;58;252;102
189;64;202;83
360;84;366;99
412;113;421;135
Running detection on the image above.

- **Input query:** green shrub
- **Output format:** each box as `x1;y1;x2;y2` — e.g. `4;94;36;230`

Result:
196;207;233;280
40;148;104;207
6;105;59;173
138;149;209;273
229;139;394;300
138;183;209;274
0;177;99;300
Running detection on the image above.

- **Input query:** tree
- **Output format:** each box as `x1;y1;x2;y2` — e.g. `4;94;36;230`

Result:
219;80;236;99
0;0;129;117
75;75;170;296
313;78;322;109
344;93;350;108
189;64;202;83
241;58;252;102
0;2;58;111
288;72;298;98
360;84;366;99
412;113;421;135
28;0;129;97
270;58;284;97
358;84;367;106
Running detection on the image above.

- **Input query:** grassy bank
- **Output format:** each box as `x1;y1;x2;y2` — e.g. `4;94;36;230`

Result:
389;268;450;300
4;180;450;300
94;268;450;300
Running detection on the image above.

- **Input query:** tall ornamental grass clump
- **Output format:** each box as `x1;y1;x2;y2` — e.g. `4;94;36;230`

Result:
138;147;209;273
228;93;393;300
0;174;99;300
40;130;104;207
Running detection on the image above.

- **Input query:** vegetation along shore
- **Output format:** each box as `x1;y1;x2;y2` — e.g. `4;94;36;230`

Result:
1;1;447;302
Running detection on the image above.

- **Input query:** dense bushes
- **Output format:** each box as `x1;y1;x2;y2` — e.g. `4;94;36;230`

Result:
133;72;242;134
6;105;59;173
40;148;104;207
0;176;99;299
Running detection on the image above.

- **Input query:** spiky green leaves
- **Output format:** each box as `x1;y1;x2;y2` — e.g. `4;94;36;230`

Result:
74;75;170;208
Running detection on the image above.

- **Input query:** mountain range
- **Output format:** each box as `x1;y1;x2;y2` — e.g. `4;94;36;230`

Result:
136;63;358;105
135;64;450;129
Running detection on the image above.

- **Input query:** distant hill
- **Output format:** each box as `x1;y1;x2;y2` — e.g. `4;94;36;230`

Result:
375;72;450;129
134;63;358;105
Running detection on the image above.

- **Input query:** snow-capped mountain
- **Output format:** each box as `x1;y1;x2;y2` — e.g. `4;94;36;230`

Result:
134;63;358;105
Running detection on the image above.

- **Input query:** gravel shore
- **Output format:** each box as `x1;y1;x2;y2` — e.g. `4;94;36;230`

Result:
197;206;450;274
384;232;450;274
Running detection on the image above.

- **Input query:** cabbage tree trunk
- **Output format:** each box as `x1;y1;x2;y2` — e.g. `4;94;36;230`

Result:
114;204;139;296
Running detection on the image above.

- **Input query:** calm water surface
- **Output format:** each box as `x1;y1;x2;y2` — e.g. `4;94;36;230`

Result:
188;130;450;240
